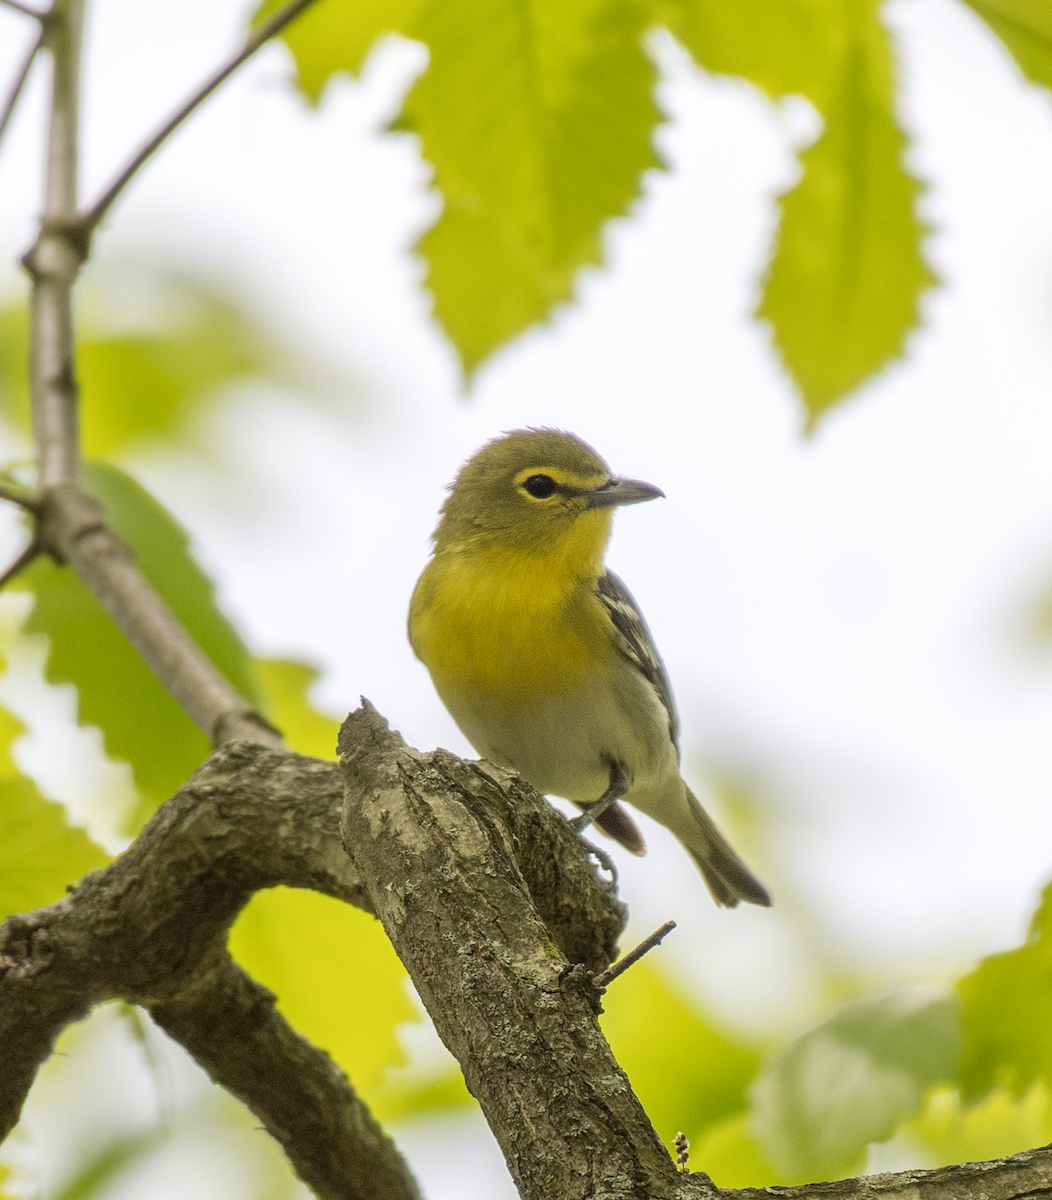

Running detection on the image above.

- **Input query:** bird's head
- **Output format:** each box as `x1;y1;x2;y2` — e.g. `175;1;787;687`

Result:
433;428;663;561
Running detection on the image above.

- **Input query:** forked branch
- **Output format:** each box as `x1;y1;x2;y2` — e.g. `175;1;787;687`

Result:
15;0;323;748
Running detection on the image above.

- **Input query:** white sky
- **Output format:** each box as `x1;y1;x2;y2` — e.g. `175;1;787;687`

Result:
4;0;1052;1194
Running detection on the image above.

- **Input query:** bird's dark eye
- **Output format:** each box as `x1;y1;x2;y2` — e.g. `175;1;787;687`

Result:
523;474;557;499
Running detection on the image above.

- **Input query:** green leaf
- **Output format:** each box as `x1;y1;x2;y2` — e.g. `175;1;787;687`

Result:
600;960;759;1145
255;0;423;101
228;887;418;1112
958;880;1052;1102
961;0;1052;90
267;0;663;369
405;0;662;370
750;988;960;1181
677;0;932;422
252;658;341;760
0;301;29;432
49;1132;166;1200
15;463;258;832
689;1113;779;1188
904;1084;1052;1170
0;776;109;921
0;685;109;921
671;0;848;108
0;273;288;457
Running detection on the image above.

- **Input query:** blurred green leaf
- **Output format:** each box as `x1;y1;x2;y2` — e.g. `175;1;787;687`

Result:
677;0;931;422
0;273;289;457
750;988;960;1181
958;879;1052;1101
16;462;258;832
255;0;423;101
690;1112;779;1188
252;658;341;759
672;0;847;108
405;0;661;371
270;0;662;372
228;887;419;1111
904;1083;1052;1169
962;0;1052;90
0;775;109;922
50;1131;166;1200
0;672;109;921
600;959;759;1145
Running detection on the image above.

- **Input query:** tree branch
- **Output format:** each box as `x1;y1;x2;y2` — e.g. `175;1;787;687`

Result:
0;25;43;148
16;0;307;750
36;485;284;745
5;708;1052;1200
0;719;632;1196
0;743;412;1199
152;950;419;1200
723;1145;1052;1200
26;0;84;492
337;705;676;1200
80;0;321;237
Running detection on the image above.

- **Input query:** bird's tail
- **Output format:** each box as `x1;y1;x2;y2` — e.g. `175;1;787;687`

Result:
683;786;772;909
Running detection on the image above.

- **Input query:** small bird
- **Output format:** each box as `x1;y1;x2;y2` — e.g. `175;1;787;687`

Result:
408;429;771;908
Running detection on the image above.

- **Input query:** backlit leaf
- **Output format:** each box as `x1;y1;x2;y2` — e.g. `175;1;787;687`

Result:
904;1084;1052;1169
690;1113;779;1188
229;887;417;1107
961;0;1052;90
15;463;257;832
252;658;341;759
0;273;291;457
0;687;108;922
750;988;960;1181
600;959;758;1145
255;0;423;101
404;0;662;371
0;776;109;921
958;879;1052;1101
678;0;931;422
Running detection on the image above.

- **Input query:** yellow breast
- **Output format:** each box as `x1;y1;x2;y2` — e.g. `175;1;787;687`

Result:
409;516;614;711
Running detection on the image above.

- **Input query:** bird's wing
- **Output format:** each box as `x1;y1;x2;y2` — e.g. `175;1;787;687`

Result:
594;571;679;745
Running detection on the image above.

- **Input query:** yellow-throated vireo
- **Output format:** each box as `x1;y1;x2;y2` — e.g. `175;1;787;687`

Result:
409;429;771;908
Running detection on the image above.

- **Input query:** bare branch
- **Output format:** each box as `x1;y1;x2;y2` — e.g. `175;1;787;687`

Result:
0;743;412;1199
81;0;321;236
24;0;85;493
722;1147;1052;1200
337;706;672;1200
593;919;677;989
0;484;40;512
0;0;45;18
35;485;284;746
19;0;283;750
0;26;43;147
152;952;420;1200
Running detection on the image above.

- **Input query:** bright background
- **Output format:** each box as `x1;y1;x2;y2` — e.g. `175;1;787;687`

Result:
3;0;1052;1195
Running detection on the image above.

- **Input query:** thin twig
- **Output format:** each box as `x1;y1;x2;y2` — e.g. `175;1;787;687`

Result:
0;484;40;512
80;0;321;235
0;0;45;18
0;540;41;590
0;26;43;147
592;920;676;989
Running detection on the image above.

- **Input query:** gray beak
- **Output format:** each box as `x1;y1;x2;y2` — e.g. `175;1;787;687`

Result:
583;475;665;509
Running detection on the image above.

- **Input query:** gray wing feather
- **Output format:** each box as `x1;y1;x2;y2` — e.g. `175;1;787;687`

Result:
594;571;679;744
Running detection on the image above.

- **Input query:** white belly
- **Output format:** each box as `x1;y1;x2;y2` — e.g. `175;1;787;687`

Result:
439;663;681;810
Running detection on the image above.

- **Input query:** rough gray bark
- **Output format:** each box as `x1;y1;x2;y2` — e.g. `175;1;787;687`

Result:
0;743;411;1200
339;703;687;1200
4;709;1052;1200
725;1145;1052;1200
